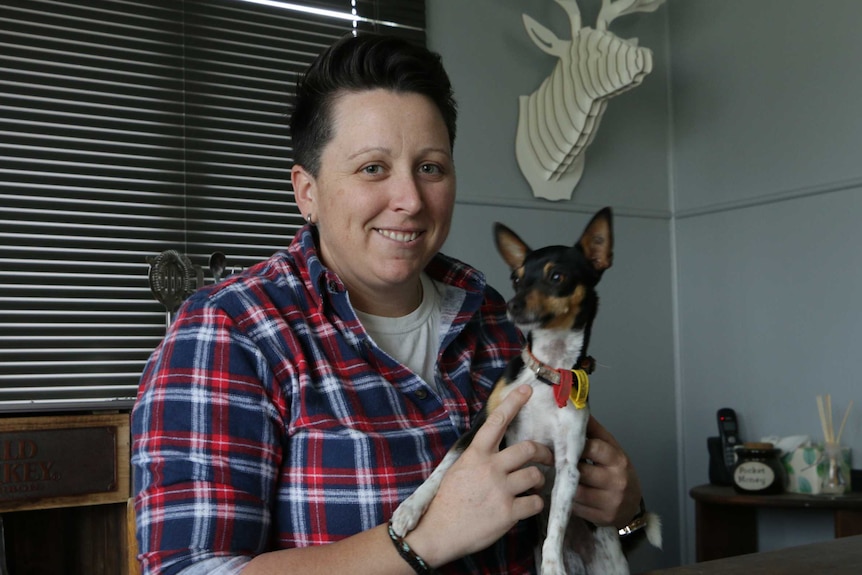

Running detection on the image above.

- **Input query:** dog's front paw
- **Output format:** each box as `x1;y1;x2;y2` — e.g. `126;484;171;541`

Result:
390;494;426;537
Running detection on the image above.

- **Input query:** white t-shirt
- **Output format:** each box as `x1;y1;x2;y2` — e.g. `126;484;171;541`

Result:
354;273;441;393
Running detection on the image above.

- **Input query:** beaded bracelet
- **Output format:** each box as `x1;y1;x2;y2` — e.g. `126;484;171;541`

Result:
387;521;436;575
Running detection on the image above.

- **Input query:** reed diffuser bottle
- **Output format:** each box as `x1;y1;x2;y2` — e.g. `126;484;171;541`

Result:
817;394;853;495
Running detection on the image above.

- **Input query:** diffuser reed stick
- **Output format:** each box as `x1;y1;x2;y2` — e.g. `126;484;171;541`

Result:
817;394;832;443
816;394;852;445
836;399;853;445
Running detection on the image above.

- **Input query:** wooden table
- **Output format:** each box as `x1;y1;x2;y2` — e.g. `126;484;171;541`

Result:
689;484;862;562
640;534;862;574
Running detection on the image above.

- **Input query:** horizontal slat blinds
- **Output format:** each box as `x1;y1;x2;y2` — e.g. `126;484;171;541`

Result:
0;1;185;412
182;0;339;261
0;0;425;413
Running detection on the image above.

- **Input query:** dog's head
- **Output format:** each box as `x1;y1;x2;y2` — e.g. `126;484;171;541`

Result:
493;207;613;334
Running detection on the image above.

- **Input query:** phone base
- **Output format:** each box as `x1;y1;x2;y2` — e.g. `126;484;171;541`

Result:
708;436;733;485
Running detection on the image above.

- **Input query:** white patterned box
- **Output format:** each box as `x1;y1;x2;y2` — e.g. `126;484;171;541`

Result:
781;444;852;495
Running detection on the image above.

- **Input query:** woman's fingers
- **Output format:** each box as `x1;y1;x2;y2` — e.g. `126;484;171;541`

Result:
473;385;554;471
409;386;550;562
507;462;546;495
498;438;554;472
574;415;643;527
511;493;545;521
579;436;627;490
470;384;532;452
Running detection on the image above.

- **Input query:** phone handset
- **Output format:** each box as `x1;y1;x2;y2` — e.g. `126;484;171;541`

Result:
717;407;740;471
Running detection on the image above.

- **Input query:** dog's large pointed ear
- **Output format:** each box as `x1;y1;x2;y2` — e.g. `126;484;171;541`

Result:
578;207;614;273
494;222;531;270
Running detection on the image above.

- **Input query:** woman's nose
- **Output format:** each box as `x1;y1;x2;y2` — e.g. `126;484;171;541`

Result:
389;173;423;214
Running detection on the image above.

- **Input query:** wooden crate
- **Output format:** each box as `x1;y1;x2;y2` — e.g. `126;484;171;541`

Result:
0;413;132;575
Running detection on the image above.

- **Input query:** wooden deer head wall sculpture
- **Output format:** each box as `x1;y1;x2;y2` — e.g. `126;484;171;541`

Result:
516;0;665;201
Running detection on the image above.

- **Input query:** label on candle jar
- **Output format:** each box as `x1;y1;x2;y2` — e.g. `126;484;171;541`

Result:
733;461;776;491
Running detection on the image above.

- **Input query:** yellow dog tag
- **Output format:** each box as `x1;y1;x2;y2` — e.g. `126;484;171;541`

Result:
569;369;589;409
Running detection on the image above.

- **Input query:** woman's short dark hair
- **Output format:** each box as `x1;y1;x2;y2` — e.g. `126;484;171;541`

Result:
289;34;457;177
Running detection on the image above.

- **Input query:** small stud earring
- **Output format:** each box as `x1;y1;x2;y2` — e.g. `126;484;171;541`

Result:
306;214;312;225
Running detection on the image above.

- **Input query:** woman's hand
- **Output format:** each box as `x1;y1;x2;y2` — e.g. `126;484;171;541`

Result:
407;385;553;566
574;415;643;528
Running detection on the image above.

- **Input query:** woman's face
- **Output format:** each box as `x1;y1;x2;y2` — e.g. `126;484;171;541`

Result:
292;89;456;316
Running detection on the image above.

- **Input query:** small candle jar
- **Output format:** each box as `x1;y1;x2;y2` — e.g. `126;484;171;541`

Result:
732;442;786;495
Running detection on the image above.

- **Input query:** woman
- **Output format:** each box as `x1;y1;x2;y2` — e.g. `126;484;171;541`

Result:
132;34;643;575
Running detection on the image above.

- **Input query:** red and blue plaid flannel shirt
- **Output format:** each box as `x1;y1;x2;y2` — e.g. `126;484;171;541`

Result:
131;226;538;574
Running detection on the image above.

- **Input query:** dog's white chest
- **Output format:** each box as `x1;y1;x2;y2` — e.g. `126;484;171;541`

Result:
503;371;590;450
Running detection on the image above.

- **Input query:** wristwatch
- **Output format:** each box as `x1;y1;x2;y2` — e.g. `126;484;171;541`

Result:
618;498;648;537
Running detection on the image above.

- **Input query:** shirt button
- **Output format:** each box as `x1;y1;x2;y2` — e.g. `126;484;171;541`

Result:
415;388;429;400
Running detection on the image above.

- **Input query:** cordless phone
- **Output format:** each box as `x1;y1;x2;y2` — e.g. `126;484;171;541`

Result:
708;407;742;485
717;407;740;471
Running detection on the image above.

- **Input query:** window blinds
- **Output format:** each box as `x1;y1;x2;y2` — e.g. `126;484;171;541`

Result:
0;0;426;413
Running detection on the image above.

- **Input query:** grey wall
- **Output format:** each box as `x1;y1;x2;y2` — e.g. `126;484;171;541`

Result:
428;0;677;571
670;0;862;560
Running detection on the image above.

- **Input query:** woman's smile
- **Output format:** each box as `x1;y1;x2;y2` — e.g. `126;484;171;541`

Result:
375;228;422;243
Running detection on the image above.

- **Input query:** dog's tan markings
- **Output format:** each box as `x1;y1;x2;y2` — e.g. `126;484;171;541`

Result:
513;266;525;284
486;378;508;413
580;212;614;271
544;285;585;330
524;290;546;320
495;225;530;270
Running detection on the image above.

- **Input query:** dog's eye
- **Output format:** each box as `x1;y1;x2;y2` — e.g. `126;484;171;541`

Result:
548;270;564;284
510;271;520;288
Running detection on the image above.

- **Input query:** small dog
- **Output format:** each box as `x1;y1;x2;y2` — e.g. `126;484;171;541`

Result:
391;208;660;574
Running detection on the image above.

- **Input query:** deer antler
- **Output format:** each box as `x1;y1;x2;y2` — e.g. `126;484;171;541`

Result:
596;0;665;31
553;0;582;36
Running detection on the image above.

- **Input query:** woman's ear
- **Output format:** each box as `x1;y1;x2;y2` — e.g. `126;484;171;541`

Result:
291;165;316;219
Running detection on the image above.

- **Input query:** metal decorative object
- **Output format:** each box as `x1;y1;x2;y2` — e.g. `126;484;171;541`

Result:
516;0;665;201
209;251;227;283
147;250;198;328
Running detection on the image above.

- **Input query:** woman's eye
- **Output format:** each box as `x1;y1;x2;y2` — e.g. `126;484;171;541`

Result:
362;164;382;175
419;163;442;175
